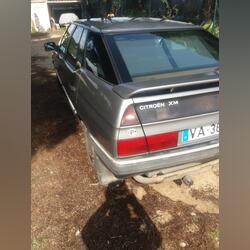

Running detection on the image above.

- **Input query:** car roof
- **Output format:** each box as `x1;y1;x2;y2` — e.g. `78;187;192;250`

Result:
74;17;201;34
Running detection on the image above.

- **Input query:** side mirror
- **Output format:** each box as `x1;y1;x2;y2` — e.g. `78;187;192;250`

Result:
44;42;57;51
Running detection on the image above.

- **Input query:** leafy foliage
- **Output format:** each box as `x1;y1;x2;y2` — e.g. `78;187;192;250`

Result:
152;0;178;19
81;0;219;33
203;20;219;37
82;0;177;19
202;0;219;37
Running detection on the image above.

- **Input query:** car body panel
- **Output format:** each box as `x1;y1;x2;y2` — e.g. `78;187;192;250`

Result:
48;17;219;181
75;68;124;155
89;130;218;177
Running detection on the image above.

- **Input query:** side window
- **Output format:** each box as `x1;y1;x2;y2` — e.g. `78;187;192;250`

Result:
58;24;76;54
66;26;83;66
77;29;88;65
85;32;117;84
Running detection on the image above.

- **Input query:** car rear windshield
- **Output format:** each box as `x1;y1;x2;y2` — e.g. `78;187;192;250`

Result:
109;29;218;81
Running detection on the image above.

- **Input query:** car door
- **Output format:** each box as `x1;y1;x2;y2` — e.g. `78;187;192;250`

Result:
63;25;85;103
75;31;118;143
54;24;76;84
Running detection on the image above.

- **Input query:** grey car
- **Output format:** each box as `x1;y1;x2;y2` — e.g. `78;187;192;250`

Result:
44;17;219;185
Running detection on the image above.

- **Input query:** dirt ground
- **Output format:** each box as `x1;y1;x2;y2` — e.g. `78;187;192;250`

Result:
31;32;219;250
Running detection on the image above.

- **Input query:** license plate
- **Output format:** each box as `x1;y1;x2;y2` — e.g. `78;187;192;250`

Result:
182;123;219;143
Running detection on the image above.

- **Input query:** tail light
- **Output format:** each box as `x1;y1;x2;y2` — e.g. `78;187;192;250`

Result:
119;105;147;156
146;132;178;152
121;105;140;126
117;137;148;157
118;104;178;157
117;131;178;157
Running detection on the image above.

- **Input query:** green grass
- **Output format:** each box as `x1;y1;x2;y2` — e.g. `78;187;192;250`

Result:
32;236;48;250
208;227;219;242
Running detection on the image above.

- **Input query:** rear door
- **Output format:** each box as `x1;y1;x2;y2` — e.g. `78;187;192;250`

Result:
75;31;118;152
76;31;118;122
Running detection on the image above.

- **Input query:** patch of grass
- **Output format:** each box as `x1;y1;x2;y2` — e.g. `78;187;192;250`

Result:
32;236;48;250
208;227;219;242
59;26;66;32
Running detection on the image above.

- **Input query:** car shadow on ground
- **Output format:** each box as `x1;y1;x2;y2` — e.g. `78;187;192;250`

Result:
31;56;78;157
81;181;162;250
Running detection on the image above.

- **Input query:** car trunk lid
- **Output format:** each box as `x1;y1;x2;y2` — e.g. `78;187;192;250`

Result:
115;70;219;157
133;89;219;124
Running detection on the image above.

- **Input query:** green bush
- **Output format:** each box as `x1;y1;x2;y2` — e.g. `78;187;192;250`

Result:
203;20;219;37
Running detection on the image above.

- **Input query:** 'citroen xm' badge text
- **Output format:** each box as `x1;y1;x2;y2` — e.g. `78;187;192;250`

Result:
139;102;165;110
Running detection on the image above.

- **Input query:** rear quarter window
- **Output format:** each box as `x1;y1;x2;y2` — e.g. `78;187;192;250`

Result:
85;32;117;84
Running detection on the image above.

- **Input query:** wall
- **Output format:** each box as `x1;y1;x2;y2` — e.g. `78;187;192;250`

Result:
31;2;51;32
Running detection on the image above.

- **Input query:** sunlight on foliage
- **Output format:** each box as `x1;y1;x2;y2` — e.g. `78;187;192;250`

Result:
203;20;219;37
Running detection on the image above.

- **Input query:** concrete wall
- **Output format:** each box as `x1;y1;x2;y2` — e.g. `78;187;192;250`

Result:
31;2;51;32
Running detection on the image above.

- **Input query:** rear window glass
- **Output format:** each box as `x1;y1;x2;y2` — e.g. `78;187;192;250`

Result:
110;30;218;80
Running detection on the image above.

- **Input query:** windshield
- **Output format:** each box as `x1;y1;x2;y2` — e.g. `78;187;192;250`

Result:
109;30;219;81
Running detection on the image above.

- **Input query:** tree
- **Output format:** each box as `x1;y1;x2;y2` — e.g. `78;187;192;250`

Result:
81;0;115;18
202;0;213;22
80;0;179;20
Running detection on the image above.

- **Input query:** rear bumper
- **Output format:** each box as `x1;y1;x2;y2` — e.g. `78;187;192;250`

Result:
90;133;219;178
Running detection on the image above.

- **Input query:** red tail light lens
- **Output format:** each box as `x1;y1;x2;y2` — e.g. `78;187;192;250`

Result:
121;105;140;126
117;132;178;157
146;132;178;152
117;137;148;157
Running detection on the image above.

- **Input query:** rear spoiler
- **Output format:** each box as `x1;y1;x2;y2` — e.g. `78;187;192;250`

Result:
113;72;219;99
